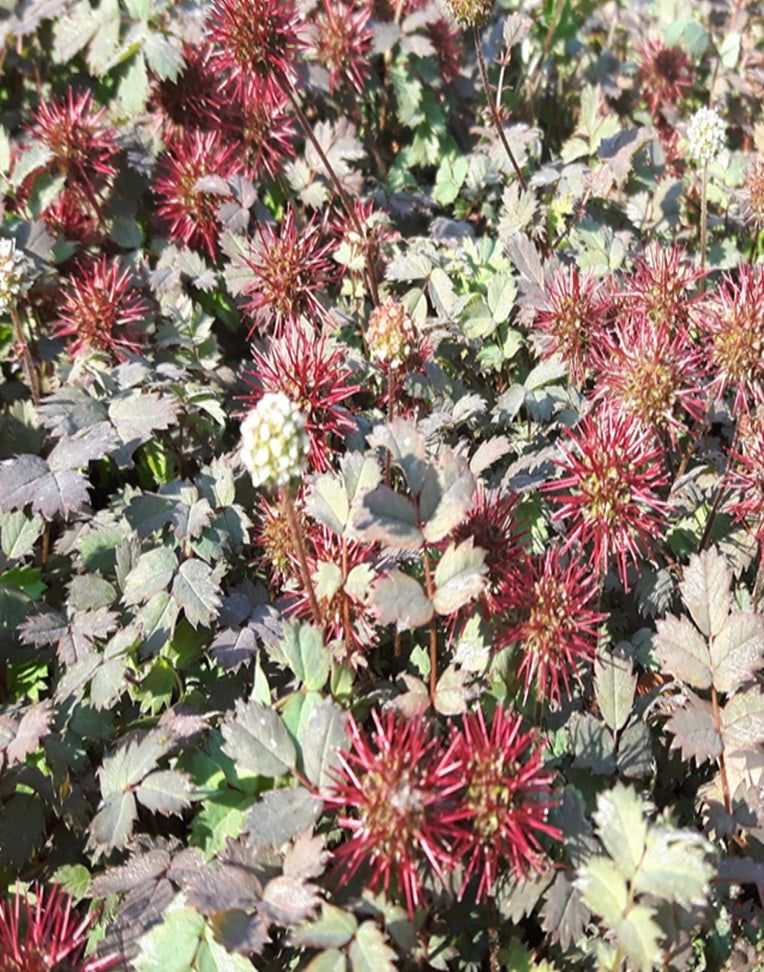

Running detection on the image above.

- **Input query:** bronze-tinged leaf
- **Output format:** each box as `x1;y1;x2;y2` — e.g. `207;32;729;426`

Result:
5;700;52;766
721;687;764;751
541;872;591;951
370;570;433;630
711;612;764;695
666;692;722;765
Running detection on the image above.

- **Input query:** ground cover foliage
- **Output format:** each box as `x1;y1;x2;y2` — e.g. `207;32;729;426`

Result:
1;0;764;968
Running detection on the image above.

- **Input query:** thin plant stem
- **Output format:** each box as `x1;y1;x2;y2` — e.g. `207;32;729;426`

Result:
699;161;709;292
10;305;40;406
283;84;381;307
473;25;528;192
422;544;438;700
487;896;500;972
711;684;732;816
698;421;740;553
280;485;323;627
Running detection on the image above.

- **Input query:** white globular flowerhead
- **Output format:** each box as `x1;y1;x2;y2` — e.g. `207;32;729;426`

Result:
687;106;726;165
240;391;308;489
0;239;31;315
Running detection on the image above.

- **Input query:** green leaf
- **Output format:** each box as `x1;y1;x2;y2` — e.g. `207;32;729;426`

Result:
371;570;433;630
433;155;468;206
593;782;647;881
428;267;458;317
1;511;43;562
282;621;329;691
196;935;257;971
134;902;205;971
420;451;475;543
679;547;731;638
300;699;348;791
290;903;358;948
136;590;179;656
614;904;663;972
302;950;347;972
432;538;486;615
308;472;351;535
172;559;222;628
221;699;296;778
86;0;120;74
349;921;397;972
352;485;423;550
144;32;184;81
367;419;428;495
653;615;711;690
135;769;193;816
486;271;517;324
117;51;149;116
711;611;764;695
123;548;178;606
433;663;469;716
576;857;627;926
632;827;712;905
594;646;637;732
100;732;166;794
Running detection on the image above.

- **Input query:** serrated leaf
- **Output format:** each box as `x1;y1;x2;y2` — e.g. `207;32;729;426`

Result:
432;538;486;615
352;484;422;550
244;787;323;850
172;559;221;628
593;782;647;881
143;32;184;81
1;511;44;561
576;856;627;925
291;903;358;948
541;871;590;951
367;419;428;495
371;570;433;629
136;591;179;656
303;950;347;972
653;615;711;690
679;547;731;638
595;647;637;732
301;699;348;791
100;732;167;795
0;455;90;520
348;921;397;972
667;692;721;764
632;827;711;905
282;621;329;691
614;904;663;972
118;50;149;115
261;873;321;925
123;548;178;606
221;699;296;778
136;770;193;816
89;792;137;855
721;686;764;751
711;612;764;695
420;450;475;543
5;700;52;765
197;935;259;971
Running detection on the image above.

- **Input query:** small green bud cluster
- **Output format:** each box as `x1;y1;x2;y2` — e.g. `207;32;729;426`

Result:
240;391;308;489
687;106;725;165
367;298;417;369
0;239;30;315
443;0;493;27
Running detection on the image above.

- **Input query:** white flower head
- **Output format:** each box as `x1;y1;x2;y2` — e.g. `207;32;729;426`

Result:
687;106;726;165
0;239;31;315
240;391;308;489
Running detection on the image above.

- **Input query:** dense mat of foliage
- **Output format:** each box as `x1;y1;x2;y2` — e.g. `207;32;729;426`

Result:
2;0;764;968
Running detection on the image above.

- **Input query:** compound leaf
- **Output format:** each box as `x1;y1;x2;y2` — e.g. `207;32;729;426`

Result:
123;548;178;606
89;791;138;855
136;769;193;816
632;827;712;905
614;905;662;972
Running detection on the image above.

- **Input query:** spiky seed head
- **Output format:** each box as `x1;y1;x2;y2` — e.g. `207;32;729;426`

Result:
367;298;417;368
